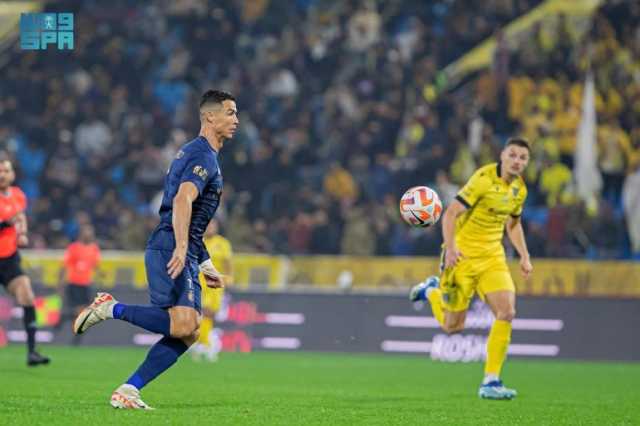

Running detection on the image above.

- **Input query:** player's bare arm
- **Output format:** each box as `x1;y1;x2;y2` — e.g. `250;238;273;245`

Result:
441;199;467;268
167;181;199;279
506;216;533;279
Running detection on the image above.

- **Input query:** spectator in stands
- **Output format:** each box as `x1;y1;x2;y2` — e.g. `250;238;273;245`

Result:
0;0;636;261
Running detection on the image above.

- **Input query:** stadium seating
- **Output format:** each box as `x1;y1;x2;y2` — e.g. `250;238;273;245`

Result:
0;0;637;259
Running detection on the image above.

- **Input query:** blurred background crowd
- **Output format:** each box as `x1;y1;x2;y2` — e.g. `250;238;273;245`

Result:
0;0;638;259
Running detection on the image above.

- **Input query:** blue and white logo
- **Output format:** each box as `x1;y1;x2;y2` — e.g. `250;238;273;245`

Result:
20;13;74;50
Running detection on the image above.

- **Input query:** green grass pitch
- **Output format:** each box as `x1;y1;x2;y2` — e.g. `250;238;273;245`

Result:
1;345;638;425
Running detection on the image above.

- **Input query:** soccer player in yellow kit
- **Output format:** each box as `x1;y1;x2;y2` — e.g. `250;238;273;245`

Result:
194;218;233;361
410;138;533;400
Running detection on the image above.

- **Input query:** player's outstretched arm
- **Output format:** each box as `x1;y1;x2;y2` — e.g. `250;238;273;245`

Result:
506;216;532;279
442;200;467;268
168;182;199;279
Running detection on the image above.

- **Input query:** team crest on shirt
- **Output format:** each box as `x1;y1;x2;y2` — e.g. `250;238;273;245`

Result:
513;187;519;197
192;165;208;180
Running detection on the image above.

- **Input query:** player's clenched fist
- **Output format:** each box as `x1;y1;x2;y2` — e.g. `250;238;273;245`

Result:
199;259;225;288
520;256;533;280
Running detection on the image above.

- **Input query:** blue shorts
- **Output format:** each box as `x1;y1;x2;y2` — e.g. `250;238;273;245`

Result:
145;248;202;313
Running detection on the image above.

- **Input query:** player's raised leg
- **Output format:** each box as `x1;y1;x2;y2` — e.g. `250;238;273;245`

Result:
8;275;50;366
108;249;202;409
479;289;517;400
73;292;172;336
410;275;444;325
74;246;201;338
410;275;467;334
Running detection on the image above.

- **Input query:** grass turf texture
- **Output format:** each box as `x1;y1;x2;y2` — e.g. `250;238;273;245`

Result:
0;345;638;425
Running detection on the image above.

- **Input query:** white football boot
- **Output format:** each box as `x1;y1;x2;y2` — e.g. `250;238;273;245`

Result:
110;384;155;410
73;292;117;335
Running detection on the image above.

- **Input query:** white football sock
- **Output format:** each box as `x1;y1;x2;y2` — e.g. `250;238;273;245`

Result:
483;374;500;385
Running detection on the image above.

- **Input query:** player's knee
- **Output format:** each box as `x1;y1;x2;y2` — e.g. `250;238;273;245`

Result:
179;327;200;347
443;314;465;334
14;281;34;305
442;320;464;334
17;293;34;306
496;308;516;322
443;323;464;334
169;308;200;338
171;317;198;338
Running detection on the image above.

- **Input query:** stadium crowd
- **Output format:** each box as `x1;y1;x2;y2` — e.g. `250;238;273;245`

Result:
1;0;638;259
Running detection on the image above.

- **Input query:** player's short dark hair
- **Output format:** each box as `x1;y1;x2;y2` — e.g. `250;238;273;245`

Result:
504;137;530;152
199;90;235;110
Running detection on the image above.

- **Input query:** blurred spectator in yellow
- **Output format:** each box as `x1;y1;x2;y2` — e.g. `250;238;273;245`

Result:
323;162;359;202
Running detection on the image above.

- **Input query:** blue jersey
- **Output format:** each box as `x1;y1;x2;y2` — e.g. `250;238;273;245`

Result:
147;136;223;263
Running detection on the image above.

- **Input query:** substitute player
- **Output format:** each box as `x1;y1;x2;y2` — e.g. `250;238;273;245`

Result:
192;218;233;362
0;159;50;366
410;138;532;400
57;224;100;344
73;90;238;409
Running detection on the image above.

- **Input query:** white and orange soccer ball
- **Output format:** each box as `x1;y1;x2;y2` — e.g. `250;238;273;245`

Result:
399;186;443;227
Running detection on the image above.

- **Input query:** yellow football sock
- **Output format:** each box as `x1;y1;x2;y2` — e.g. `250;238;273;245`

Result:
427;288;445;327
484;320;512;376
199;317;213;345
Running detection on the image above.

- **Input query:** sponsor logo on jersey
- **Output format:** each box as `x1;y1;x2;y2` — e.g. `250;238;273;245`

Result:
193;165;208;180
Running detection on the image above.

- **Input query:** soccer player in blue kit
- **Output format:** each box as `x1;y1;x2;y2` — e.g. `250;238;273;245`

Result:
73;90;238;409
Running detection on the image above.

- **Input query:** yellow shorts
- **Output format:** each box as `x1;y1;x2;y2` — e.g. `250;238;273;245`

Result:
201;286;224;313
439;252;515;312
199;284;223;345
199;270;226;313
198;316;214;344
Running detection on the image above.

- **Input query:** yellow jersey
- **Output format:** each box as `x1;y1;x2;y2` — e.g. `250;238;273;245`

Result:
454;163;527;258
200;234;233;313
203;235;233;276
